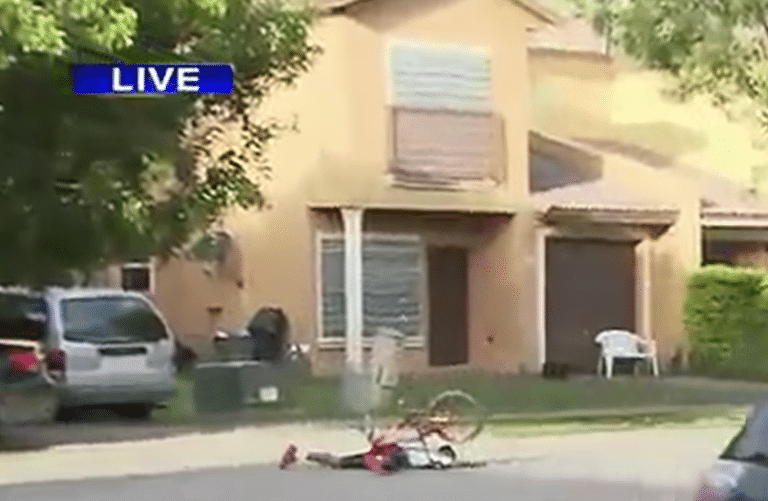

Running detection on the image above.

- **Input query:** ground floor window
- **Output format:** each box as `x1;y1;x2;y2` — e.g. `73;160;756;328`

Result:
319;234;423;340
120;260;153;293
702;240;768;266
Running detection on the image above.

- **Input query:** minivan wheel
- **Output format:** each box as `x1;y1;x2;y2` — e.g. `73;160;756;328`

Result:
117;403;153;420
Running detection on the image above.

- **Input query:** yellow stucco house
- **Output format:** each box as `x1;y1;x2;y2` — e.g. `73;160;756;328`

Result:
99;0;768;377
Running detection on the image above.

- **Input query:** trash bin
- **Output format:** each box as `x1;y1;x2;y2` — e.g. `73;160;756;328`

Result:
194;307;308;414
212;330;254;361
246;307;289;362
191;360;286;414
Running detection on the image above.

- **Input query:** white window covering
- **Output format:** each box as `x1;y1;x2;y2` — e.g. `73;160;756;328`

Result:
389;41;491;111
320;236;422;339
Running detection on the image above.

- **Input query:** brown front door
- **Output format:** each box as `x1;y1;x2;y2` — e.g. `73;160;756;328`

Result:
545;238;637;373
428;246;469;366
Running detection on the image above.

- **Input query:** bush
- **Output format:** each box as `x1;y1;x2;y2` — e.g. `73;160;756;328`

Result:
684;265;768;377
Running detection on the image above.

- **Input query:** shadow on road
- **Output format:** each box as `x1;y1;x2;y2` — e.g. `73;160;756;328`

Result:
0;408;198;452
0;462;697;501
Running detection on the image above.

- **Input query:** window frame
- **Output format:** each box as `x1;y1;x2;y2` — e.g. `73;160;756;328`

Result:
315;231;427;349
119;259;155;295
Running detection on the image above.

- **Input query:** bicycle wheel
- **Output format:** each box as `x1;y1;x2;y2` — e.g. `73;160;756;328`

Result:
426;390;486;444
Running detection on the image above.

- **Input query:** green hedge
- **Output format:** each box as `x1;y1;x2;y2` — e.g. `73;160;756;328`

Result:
684;265;768;377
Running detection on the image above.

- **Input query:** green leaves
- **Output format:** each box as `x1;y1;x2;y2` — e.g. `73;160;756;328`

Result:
0;0;319;284
571;0;768;155
0;0;141;69
684;266;768;373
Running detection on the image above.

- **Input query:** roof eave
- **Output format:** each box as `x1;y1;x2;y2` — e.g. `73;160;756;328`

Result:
702;210;768;228
307;200;520;214
320;0;558;24
513;0;560;25
541;206;679;227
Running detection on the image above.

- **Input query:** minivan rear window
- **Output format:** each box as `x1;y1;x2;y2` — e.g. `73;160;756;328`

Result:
61;296;168;344
0;294;48;341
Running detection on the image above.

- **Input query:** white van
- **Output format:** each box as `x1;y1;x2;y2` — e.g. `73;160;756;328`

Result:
0;287;176;419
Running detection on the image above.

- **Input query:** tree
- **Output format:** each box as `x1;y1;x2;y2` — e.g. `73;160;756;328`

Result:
569;0;621;55
0;0;230;67
572;0;768;137
0;0;320;285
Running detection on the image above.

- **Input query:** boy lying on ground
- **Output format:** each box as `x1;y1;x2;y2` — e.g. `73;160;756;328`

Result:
279;422;482;474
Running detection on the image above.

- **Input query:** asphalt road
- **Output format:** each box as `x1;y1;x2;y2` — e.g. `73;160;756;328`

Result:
0;461;696;501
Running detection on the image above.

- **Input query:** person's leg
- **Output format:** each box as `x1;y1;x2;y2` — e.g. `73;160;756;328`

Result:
305;452;341;468
337;452;368;469
306;451;367;469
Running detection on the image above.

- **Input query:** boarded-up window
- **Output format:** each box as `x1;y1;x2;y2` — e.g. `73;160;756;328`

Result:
320;236;422;339
387;41;497;182
391;108;496;181
389;42;491;111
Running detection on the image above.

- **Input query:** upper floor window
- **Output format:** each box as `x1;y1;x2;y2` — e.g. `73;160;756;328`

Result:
387;40;492;111
385;41;503;186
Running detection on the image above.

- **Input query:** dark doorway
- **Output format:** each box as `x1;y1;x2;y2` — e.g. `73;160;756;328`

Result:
428;246;469;366
545;238;637;373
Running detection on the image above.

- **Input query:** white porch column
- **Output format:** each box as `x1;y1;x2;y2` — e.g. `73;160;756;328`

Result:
639;238;653;341
341;206;364;373
535;227;547;371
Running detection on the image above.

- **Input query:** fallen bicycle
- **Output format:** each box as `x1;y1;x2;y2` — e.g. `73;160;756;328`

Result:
279;389;489;474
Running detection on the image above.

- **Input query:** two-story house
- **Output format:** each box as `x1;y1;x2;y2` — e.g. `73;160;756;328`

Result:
106;0;725;376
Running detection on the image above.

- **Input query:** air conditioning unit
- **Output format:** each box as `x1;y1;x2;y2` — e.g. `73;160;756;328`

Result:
191;360;285;414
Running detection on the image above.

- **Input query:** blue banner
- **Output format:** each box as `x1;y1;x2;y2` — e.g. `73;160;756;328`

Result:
70;63;234;95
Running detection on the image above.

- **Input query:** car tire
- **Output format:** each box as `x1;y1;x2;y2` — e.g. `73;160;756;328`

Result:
117;403;153;420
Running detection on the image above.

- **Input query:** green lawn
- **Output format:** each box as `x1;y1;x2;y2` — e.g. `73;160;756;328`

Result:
152;371;768;427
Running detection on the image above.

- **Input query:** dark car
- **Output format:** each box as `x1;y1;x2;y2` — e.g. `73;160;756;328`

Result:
695;401;768;500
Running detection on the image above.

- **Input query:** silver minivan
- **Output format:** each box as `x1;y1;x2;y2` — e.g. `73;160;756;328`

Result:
0;287;176;419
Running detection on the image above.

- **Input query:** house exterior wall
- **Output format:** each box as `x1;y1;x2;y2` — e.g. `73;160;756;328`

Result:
599;153;702;363
112;3;705;374
529;48;617;139
122;0;548;374
308;209;534;376
527;132;701;365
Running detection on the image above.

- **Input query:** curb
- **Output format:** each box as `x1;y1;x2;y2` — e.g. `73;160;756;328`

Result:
252;404;749;430
484;404;748;425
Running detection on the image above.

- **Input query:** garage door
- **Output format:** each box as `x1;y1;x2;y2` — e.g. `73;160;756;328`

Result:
545;238;637;373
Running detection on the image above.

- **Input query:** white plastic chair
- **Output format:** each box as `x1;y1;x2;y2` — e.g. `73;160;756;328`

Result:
594;330;659;379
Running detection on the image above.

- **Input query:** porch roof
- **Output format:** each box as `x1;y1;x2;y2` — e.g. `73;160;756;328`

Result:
307;199;520;215
698;173;768;226
572;137;768;228
532;178;679;226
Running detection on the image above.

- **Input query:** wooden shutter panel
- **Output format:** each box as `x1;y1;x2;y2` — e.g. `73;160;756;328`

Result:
392;108;493;181
321;238;345;338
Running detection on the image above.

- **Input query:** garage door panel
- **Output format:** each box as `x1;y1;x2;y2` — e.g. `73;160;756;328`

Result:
545;238;637;373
